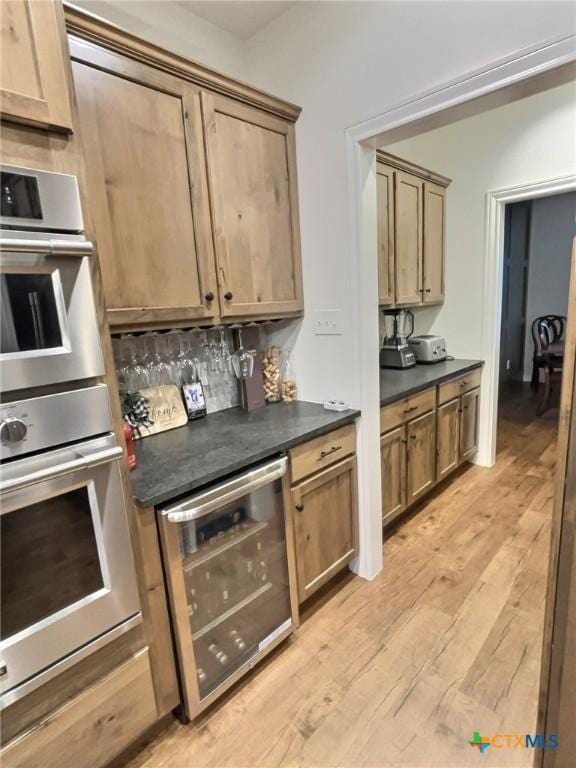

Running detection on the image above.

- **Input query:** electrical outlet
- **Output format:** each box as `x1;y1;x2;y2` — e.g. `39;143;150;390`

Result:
314;309;343;335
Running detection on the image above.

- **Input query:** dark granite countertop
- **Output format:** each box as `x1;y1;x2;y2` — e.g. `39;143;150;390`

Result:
131;401;360;508
380;359;483;406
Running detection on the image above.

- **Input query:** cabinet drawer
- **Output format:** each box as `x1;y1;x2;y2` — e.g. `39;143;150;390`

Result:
290;424;356;484
438;368;482;405
1;649;157;768
380;387;436;434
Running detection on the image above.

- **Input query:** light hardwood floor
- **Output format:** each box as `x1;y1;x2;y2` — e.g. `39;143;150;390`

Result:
126;389;557;768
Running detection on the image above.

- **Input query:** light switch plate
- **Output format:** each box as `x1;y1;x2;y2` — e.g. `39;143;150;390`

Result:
314;309;343;335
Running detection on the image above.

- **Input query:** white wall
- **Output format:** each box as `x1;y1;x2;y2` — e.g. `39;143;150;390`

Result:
245;1;576;408
522;192;576;380
383;82;576;367
71;0;247;77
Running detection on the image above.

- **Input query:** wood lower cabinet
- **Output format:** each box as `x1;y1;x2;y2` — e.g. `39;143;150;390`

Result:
1;649;157;768
71;44;218;329
380;426;407;524
202;92;303;318
436;398;460;479
381;372;481;527
0;0;73;132
289;433;358;604
436;388;481;478
406;410;436;503
377;152;450;308
460;388;480;461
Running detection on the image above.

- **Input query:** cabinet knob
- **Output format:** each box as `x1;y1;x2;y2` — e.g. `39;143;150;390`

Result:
410;434;417;440
295;503;304;512
425;288;431;293
204;291;214;302
224;291;233;301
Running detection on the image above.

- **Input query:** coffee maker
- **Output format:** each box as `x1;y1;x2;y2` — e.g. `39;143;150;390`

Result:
380;309;416;369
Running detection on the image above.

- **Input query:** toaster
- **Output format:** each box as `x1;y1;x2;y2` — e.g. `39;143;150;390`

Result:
408;335;447;363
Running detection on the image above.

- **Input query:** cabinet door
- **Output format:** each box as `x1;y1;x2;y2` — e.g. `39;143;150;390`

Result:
436;398;460;480
377;163;395;305
202;92;303;318
0;0;73;132
380;426;407;526
71;47;217;329
423;181;446;304
460;387;480;462
394;171;423;305
292;457;357;603
406;410;436;503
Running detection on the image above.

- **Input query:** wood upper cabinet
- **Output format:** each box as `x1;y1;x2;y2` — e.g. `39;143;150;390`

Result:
377;163;395;305
202;92;303;318
291;456;357;603
406;410;436;504
380;425;407;524
0;0;73;132
436;398;460;480
460;388;480;462
71;43;217;328
423;182;446;304
394;171;423;305
376;152;450;308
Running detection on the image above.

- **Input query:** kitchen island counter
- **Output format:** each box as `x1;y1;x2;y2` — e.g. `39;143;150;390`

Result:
131;401;359;507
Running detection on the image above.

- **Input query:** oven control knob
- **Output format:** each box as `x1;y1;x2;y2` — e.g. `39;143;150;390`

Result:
0;417;28;443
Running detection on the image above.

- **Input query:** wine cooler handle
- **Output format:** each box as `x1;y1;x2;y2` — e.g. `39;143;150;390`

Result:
161;456;288;523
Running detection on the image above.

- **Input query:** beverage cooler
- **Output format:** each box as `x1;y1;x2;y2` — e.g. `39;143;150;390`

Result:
158;456;295;719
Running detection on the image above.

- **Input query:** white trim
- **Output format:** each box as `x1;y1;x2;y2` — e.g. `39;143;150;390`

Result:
345;34;576;580
479;174;576;466
348;34;576;144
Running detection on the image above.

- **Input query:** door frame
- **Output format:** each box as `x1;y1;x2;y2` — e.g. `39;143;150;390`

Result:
344;33;576;582
480;175;576;464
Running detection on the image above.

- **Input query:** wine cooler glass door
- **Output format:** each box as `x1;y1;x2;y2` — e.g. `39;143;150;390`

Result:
159;457;294;718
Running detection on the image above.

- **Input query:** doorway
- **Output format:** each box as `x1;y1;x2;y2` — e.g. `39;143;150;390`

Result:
498;190;576;443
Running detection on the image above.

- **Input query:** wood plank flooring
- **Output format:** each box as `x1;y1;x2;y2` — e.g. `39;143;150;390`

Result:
126;388;557;768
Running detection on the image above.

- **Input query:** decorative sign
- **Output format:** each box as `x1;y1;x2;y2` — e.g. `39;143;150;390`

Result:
133;385;187;439
182;381;207;420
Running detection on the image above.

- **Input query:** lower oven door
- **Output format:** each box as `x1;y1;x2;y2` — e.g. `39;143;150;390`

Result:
159;456;295;720
0;434;141;703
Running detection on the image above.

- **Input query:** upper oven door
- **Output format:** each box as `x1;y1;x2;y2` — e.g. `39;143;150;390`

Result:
0;434;141;700
0;239;104;392
1;165;84;233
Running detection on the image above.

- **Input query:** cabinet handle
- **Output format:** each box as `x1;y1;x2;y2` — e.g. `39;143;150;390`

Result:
403;405;418;414
463;405;469;410
319;445;342;460
204;291;215;302
400;439;408;444
295;503;304;512
224;291;233;301
425;288;431;293
410;434;417;440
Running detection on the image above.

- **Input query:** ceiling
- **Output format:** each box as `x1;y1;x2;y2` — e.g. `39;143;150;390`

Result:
177;1;296;40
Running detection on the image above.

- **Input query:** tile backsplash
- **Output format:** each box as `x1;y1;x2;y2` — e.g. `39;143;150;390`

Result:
112;329;239;414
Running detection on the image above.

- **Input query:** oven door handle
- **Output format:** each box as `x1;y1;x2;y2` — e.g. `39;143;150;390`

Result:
0;237;93;257
0;445;123;495
161;455;287;523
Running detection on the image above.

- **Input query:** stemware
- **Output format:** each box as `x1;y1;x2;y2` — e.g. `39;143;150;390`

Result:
231;330;255;379
175;332;197;386
145;333;171;387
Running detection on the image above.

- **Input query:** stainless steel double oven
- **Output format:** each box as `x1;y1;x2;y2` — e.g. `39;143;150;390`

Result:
0;165;141;707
